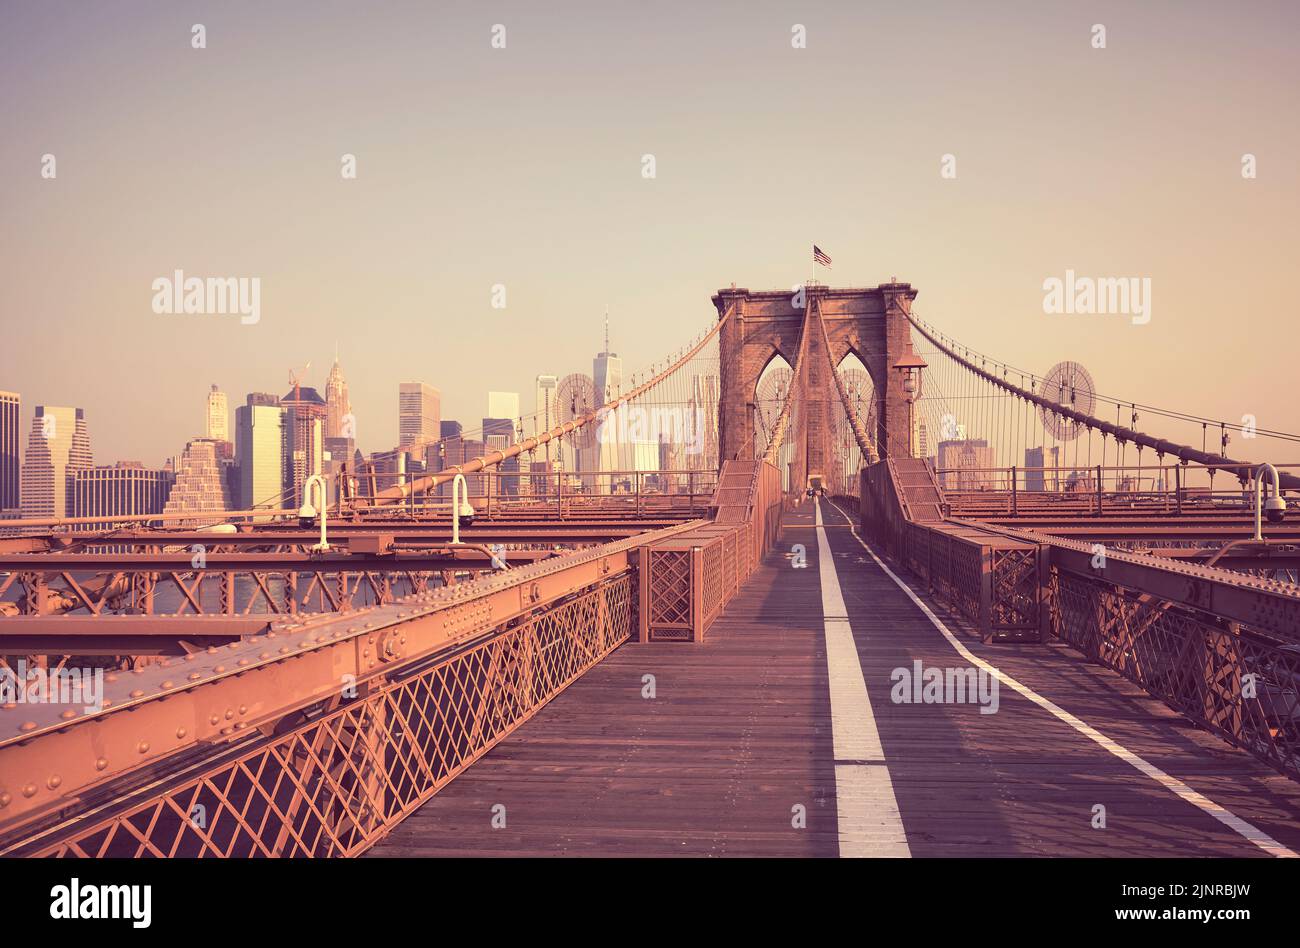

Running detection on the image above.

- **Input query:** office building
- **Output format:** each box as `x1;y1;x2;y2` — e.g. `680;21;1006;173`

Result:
593;314;623;472
0;391;18;515
487;391;520;422
162;439;233;525
398;382;440;449
534;375;558;461
282;386;328;506
20;406;92;520
236;394;286;512
483;416;521;496
324;353;352;439
1025;446;1061;493
205;385;229;442
440;436;485;497
74;461;173;528
936;439;995;492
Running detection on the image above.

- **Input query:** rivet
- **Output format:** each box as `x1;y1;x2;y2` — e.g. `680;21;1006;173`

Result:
209;715;219;725
188;672;202;681
129;689;144;698
176;727;187;739
22;784;37;798
220;726;233;736
206;647;218;654
213;665;225;673
47;775;62;789
237;658;249;667
0;792;11;807
19;721;36;732
259;652;270;660
224;709;234;720
184;654;196;662
137;741;149;754
95;757;108;770
161;680;174;689
60;709;76;720
238;705;247;715
280;646;290;654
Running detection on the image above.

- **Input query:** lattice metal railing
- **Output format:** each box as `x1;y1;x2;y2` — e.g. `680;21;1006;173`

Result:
1053;569;1300;780
7;574;633;857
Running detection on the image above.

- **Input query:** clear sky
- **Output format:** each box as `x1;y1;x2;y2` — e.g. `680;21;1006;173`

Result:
2;0;1297;465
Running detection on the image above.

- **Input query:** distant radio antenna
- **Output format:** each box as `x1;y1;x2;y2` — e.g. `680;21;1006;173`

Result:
604;305;610;353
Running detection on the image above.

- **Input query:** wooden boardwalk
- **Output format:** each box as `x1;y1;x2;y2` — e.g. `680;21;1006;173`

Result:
369;501;1300;857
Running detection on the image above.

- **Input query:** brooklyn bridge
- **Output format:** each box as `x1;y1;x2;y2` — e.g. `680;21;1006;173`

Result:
2;281;1298;859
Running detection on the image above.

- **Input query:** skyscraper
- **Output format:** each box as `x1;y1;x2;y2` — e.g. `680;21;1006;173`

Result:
937;439;995;492
324;352;351;439
534;375;558;462
482;415;519;496
74;462;173;529
1025;446;1061;493
21;406;92;520
236;394;286;512
206;385;229;442
398;382;440;449
593;311;623;472
0;391;19;515
487;391;520;421
281;386;328;505
162;439;234;525
441;436;485;497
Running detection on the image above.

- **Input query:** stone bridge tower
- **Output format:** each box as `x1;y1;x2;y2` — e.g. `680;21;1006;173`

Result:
712;282;921;475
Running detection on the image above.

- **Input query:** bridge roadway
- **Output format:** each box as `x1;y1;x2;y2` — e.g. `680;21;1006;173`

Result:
370;500;1300;858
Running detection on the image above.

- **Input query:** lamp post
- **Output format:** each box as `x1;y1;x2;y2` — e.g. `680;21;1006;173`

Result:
891;348;928;458
298;474;330;553
451;473;476;544
1252;462;1287;541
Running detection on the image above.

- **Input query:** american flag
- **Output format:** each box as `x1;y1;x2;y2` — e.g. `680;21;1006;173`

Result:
813;245;832;268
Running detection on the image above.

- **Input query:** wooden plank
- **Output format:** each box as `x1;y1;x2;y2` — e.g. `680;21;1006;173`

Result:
368;504;1300;858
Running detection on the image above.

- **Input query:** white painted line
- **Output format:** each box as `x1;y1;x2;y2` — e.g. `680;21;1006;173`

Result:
823;498;1297;859
814;498;910;858
834;764;912;857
